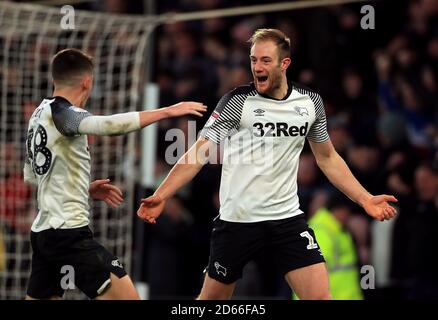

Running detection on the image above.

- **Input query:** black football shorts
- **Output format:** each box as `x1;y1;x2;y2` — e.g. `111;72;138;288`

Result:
206;214;325;284
27;226;127;299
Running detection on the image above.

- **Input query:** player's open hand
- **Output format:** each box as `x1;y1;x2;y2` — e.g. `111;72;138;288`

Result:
89;179;124;208
363;194;398;221
137;195;165;224
168;101;207;118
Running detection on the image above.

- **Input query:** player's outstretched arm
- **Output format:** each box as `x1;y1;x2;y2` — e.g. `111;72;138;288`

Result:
137;138;214;224
309;139;398;221
77;101;207;136
89;179;124;208
138;102;207;128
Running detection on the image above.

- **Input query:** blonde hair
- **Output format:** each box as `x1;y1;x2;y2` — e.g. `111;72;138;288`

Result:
248;28;291;61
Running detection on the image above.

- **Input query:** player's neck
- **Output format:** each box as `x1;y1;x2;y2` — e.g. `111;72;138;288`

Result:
270;79;289;100
52;87;85;108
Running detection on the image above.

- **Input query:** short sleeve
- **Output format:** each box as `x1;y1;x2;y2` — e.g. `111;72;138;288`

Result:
200;90;246;144
307;93;329;143
51;102;92;137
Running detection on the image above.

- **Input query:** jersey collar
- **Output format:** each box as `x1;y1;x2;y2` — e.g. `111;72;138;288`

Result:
255;80;293;101
46;96;73;105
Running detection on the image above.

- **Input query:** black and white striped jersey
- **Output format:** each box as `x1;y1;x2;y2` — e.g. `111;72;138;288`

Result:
24;97;93;232
200;81;329;222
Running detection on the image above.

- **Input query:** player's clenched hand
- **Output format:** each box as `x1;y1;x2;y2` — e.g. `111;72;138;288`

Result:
137;195;165;224
362;194;398;221
89;179;124;208
167;102;207;118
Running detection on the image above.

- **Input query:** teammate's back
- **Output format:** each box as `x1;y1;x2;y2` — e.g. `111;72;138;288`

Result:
25;96;92;232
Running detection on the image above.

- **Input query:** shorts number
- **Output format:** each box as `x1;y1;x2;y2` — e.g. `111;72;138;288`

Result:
27;125;52;175
300;231;318;249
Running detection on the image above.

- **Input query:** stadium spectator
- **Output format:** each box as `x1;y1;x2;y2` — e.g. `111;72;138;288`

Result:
147;195;197;299
391;164;438;299
303;192;364;300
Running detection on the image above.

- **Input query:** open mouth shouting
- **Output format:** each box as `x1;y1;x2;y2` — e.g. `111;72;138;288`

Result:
255;75;269;90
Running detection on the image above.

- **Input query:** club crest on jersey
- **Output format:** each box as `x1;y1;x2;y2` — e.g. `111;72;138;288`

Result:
214;262;227;277
111;259;123;268
294;106;309;116
253;108;266;116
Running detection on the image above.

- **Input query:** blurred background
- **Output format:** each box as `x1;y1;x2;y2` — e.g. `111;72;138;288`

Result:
0;0;437;300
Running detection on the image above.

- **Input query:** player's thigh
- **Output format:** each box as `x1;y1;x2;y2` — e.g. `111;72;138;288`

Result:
26;260;64;299
58;227;132;299
26;231;64;299
206;219;266;286
198;273;236;300
285;262;331;300
25;295;63;300
95;273;140;300
72;245;130;299
268;215;329;299
270;216;325;277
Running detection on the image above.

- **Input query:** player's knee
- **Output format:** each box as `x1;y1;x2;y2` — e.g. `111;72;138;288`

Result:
197;291;232;300
318;291;332;300
25;295;62;300
295;286;332;300
96;288;140;300
198;285;233;300
306;290;332;300
125;291;141;300
126;287;141;300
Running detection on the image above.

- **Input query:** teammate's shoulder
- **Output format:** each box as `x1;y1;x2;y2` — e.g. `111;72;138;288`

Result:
47;96;73;110
291;82;321;97
48;96;88;116
225;83;257;98
216;84;257;109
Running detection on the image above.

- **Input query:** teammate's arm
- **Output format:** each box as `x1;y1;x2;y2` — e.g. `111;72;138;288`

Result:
137;138;215;224
51;101;206;137
138;88;240;224
309;139;397;221
78;101;206;136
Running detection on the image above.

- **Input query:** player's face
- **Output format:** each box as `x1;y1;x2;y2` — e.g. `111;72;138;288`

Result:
250;40;285;96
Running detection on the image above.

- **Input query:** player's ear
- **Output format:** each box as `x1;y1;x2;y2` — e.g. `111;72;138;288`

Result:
281;58;291;71
82;74;93;90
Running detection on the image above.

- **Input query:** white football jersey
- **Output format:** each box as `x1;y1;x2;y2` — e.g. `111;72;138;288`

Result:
200;82;329;223
24;97;93;232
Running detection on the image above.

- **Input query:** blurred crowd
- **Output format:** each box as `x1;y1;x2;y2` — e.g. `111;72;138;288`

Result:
1;0;437;300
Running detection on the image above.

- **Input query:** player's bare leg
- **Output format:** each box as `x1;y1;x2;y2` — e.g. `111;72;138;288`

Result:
197;274;236;300
95;273;140;300
285;262;332;300
25;295;62;300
